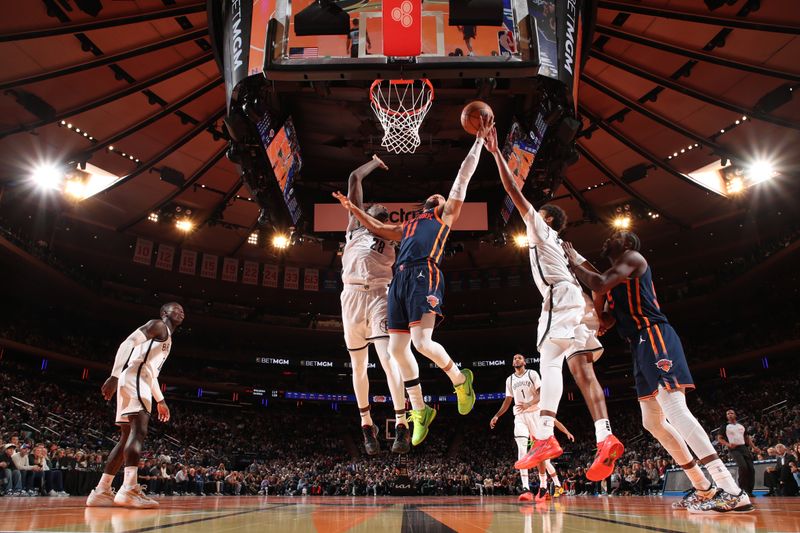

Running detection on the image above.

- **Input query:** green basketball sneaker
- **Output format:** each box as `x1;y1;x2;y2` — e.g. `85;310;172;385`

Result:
454;369;476;415
409;404;437;446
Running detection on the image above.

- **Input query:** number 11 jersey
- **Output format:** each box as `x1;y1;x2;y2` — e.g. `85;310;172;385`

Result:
342;225;395;286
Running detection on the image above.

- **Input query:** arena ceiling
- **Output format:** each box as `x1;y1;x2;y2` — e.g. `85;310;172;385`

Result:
0;0;798;271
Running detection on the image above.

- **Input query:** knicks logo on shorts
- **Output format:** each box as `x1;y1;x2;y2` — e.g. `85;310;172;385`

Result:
655;359;673;372
426;295;440;308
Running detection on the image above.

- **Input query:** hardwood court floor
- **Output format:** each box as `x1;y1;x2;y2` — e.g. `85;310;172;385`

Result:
0;495;797;532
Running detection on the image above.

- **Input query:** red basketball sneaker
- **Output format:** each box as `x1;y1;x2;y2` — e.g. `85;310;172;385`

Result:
514;436;563;470
586;434;624;482
518;490;534;502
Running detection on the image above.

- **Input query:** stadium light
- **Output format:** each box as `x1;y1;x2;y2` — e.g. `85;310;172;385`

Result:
63;178;87;200
746;160;776;184
612;215;631;230
513;234;528;248
248;232;259;245
726;176;744;194
31;164;64;191
175;219;194;232
148;213;159;223
272;234;290;249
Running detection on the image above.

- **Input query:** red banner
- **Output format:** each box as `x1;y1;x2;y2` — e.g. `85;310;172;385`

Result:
303;268;319;292
179;250;197;275
221;258;239;282
383;0;422;56
133;238;153;265
200;254;218;279
263;264;279;288
155;244;175;271
243;261;259;285
284;266;299;290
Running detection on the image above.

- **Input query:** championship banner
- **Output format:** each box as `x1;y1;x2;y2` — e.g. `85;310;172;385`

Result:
383;0;422;56
133;238;153;265
263;263;279;288
284;266;299;290
314;202;488;232
155;244;175;271
201;254;219;279
179;249;198;275
303;268;319;292
222;257;239;282
243;260;259;285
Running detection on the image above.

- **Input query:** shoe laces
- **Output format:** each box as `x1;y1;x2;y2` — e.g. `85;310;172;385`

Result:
409;409;427;425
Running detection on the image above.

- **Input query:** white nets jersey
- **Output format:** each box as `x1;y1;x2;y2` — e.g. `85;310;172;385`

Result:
505;369;542;415
523;207;586;297
341;225;395;286
123;325;172;383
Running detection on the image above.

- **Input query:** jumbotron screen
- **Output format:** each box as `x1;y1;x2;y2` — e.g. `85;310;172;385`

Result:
499;115;548;225
262;115;303;225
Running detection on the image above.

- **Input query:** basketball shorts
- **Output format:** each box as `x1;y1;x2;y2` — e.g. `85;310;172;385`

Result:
387;262;444;333
538;284;603;363
630;322;695;401
115;366;152;425
341;284;390;351
514;410;541;441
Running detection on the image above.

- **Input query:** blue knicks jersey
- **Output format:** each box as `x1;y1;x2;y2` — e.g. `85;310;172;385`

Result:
396;209;450;266
608;265;669;339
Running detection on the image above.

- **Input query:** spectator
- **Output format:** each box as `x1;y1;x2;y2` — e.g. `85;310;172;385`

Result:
12;444;42;495
775;444;799;496
2;443;22;495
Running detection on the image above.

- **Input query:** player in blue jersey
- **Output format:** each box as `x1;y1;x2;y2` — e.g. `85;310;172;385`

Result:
332;116;493;449
563;233;753;514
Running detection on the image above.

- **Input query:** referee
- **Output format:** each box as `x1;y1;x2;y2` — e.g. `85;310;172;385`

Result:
716;409;761;495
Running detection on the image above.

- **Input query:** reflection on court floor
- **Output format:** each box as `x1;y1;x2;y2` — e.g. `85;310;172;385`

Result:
0;495;797;532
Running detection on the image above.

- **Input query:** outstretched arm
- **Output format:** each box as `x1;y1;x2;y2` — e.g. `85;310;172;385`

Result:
332;191;402;241
485;127;533;218
564;244;647;293
441;115;493;226
346;155;388;232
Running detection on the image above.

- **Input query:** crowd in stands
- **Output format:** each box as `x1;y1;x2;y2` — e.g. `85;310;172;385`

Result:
2;356;799;498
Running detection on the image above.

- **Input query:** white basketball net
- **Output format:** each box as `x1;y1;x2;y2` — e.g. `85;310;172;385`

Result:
369;79;434;154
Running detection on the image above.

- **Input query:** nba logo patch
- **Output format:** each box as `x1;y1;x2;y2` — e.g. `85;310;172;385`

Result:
655;359;673;372
426;295;439;308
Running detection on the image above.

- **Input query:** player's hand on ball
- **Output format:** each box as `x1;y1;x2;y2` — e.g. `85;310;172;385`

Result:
372;154;388;170
476;114;494;139
157;401;170;422
101;376;118;401
561;241;579;265
490;416;498;429
332;191;353;210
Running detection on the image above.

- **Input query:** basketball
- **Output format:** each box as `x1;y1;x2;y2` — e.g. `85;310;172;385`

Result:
461;100;493;135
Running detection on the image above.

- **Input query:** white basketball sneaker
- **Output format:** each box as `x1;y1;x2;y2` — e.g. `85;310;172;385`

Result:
114;485;159;509
86;486;116;507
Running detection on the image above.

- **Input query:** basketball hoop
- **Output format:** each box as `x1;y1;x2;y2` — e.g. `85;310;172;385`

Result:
369;79;434;154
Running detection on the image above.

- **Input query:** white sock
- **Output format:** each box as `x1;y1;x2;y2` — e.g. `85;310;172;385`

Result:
706;459;740;495
538;473;547;487
536;339;569;439
442;360;464;385
544;461;560;486
405;381;425;410
123;466;137;488
551;475;561;487
594;419;612;442
395;410;407;428
359;407;373;427
684;464;711;491
536;415;556;440
98;473;114;489
521;470;529;490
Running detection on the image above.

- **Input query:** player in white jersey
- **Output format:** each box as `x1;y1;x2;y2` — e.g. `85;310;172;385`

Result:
86;303;183;509
484;128;623;481
340;155;408;454
491;354;574;502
